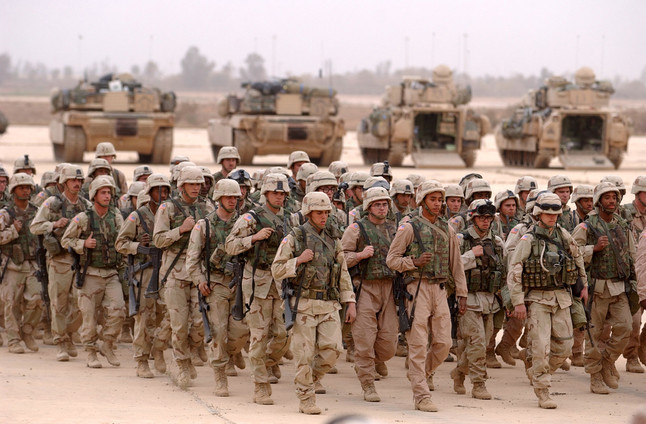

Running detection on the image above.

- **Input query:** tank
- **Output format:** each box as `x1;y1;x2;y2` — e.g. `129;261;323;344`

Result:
207;78;345;165
495;67;632;169
0;110;8;135
356;65;490;168
49;73;176;163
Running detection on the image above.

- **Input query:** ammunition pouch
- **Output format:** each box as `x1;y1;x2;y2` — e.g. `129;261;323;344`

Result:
626;280;640;316
42;233;64;256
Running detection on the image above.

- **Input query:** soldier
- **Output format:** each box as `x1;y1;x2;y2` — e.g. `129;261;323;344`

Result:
514;176;538;216
225;173;291;405
82;159;113;199
117;166;153;209
30;165;90;361
251;169;265;193
200;166;215;205
571;182;635;394
299;171;347;238
601;175;632;222
287;151;311;191
33;171;58;207
348;177;393;226
492;190;521;241
95;142;128;195
346;172;369;212
152;166;213;387
341;187;397;403
369;162;393;183
451;199;505;400
228;169;255;214
272;192;356;414
386;180;468;412
60;176;126;368
449;179;492;233
390;179;414;224
133;165;153;183
292;163;318;204
0;173;43;353
547;175;575;232
120;181;146;219
115;174;171;378
406;174;426;198
328;161;349;183
170;161;197;197
444;184;464;220
213;147;240;183
507;192;588;408
572;185;595;226
13;155;37;176
0;165;10;209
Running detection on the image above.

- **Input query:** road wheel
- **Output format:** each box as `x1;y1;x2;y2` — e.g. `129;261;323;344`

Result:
317;138;343;166
63;126;86;163
234;130;255;165
361;148;386;165
211;145;221;163
151;128;173;164
52;143;65;162
387;143;406;167
534;149;552;168
460;149;477;168
608;147;624;169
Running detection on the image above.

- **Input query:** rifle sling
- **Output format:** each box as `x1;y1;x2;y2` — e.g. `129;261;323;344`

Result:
408;221;426;326
160;198;194;285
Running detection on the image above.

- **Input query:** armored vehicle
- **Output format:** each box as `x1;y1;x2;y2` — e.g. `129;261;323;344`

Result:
356;65;490;168
208;78;345;165
495;67;632;169
0;111;7;135
50;73;176;163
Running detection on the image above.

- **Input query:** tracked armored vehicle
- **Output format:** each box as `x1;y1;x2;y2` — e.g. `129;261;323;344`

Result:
208;78;345;166
50;73;176;163
0;111;7;135
495;67;632;169
356;65;490;168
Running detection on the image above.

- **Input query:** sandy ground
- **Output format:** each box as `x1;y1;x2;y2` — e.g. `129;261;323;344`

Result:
0;125;645;424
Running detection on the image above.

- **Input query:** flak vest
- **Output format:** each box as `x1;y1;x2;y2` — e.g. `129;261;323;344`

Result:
585;214;632;280
355;218;396;281
246;206;291;270
42;194;90;257
167;197;210;253
1;202;39;264
133;205;156;264
79;207;121;269
521;225;578;289
205;210;237;276
460;230;504;293
404;216;451;282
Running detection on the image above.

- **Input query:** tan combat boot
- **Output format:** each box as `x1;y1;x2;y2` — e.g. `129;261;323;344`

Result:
118;322;133;343
362;383;381;402
570;352;585;367
191;346;204;366
66;340;78;358
375;361;388;378
56;343;70;362
271;364;281;379
415;397;438;412
283;348;294;360
173;360;190;389
600;358;619;389
137;360;154;378
213;366;229;397
234;352;246;369
534;388;557;409
626;357;645;373
42;327;54;345
151;347;167;373
328;365;338;374
196;344;208;363
486;351;502;368
495;342;516;366
314;380;326;394
590;372;609;394
87;350;102;368
560;359;571;371
450;368;466;394
253;382;274;405
98;341;120;366
8;342;25;354
395;341;408;357
472;382;492;400
22;333;39;352
299;396;321;415
225;358;238;376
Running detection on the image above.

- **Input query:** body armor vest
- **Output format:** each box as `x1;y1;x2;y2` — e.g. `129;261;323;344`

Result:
460;230;504;293
405;216;451;282
167;197;209;253
355;218;395;280
557;208;576;232
521;226;578;289
80;207;120;269
1;202;38;264
246;206;291;270
133;205;156;264
206;211;237;275
585;214;632;280
43;194;90;256
292;223;340;300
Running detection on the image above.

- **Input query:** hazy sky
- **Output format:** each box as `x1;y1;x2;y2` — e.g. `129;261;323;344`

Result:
1;0;644;80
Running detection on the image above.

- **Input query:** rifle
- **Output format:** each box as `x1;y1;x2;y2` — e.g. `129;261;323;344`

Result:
200;217;213;344
143;246;162;299
70;247;90;289
35;236;51;321
393;272;414;332
126;254;151;317
282;226;307;331
227;256;246;321
447;293;459;347
584;278;596;348
198;291;212;344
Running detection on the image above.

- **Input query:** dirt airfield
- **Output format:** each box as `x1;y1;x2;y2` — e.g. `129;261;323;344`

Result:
1;125;645;424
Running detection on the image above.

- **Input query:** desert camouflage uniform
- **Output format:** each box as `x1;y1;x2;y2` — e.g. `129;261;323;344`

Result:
557;205;576;233
623;202;646;367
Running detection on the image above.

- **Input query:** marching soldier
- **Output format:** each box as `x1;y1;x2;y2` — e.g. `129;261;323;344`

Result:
213;147;240;183
406;174;426;198
514;176;538;217
0;165;10;209
185;179;250;397
507;192;588;408
449;179;492;233
547;175;576;232
386;180;468;412
115;174;171;378
119;181;146;219
345;172;369;212
272;192;356;414
228;169;256;214
287;151;311;191
572;185;595;227
60;176;125;368
444;184;464;220
225;173;292;405
369;162;393;183
328;161;349;183
0;173;43;353
492;190;522;241
341;187;398;403
390;179;414;224
292;163;319;204
95;142;128;195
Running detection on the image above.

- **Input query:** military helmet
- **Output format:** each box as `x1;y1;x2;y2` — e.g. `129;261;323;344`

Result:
127;181;146;198
216;146;241;164
301;191;332;215
464;179;492;200
406;174;426;189
286;151;310;169
494;190;519;211
526;189;549;214
467;199;496;221
631;176;646;195
533;192;563;216
89;175;116;200
307;171;338;194
170;155;190;166
133;165;153;181
53;162;71;182
593;182;620;206
348;172;370;189
200;166;215;183
172;161;196;182
416;180;445;206
0;165;8;178
514;176;538;194
363;187;391;210
136;192;150;209
370;161;393;181
144;173;171;196
261;173;290;195
229;169;252;188
251;169;265;190
13;155;37;175
444;184;464;199
87;158;111;177
8;173;35;193
572;184;594;203
328;161;349;178
390;179;414;197
364;176;390;191
59;165;85;185
264;166;291;180
212;178;242;202
600;175;626;194
95;141;117;158
41;171;57;187
458;173;483;194
296;163;319;182
178;166;205;187
547;175;573;192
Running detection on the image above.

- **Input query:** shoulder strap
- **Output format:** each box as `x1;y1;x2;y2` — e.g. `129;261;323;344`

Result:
135;209;150;235
248;209;261;229
410;221;425;252
169;198;188;218
356;220;371;246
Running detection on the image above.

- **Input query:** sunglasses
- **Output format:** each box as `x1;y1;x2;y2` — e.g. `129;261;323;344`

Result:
472;204;496;216
537;203;561;212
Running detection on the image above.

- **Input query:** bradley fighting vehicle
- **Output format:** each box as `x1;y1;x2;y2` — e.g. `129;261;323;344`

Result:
495;67;632;169
208;78;345;165
356;65;490;168
50;73;176;163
